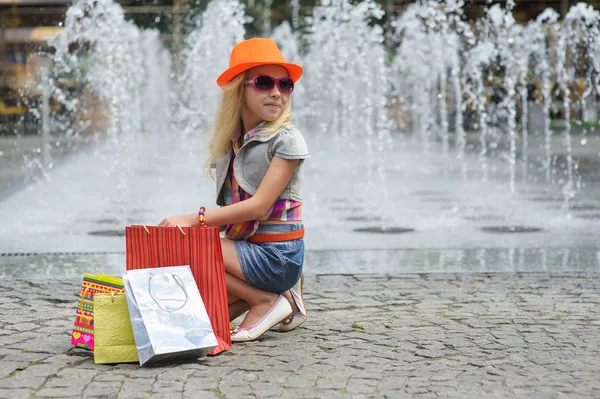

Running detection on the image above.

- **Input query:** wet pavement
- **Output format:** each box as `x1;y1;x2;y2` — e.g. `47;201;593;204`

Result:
1;247;600;280
0;131;599;259
0;134;95;202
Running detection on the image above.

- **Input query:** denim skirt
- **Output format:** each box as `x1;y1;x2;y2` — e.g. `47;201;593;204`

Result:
233;223;304;294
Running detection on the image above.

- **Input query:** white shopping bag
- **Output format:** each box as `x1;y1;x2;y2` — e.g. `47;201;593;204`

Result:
124;265;218;366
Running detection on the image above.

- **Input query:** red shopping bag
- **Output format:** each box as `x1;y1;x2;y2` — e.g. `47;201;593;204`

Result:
125;225;231;355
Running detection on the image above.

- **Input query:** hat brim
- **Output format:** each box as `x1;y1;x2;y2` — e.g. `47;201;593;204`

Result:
217;62;303;87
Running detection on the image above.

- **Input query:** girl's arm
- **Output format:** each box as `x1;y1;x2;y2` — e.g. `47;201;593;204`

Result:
158;157;299;227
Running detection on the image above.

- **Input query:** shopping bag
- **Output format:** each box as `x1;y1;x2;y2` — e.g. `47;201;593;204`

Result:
93;292;139;364
124;265;218;366
71;274;125;350
125;225;230;355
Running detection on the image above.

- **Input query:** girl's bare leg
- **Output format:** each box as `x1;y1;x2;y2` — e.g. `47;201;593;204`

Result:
221;238;282;327
229;300;250;321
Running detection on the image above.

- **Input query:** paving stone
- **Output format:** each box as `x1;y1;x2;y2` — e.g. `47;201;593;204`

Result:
35;387;81;397
346;378;377;394
0;361;29;380
152;381;185;393
217;384;255;397
249;381;285;396
0;363;63;389
93;371;127;382
414;349;446;358
283;373;317;389
182;390;219;399
311;389;352;398
315;376;346;390
0;332;41;347
383;392;413;399
0;388;33;399
117;378;154;399
81;380;122;398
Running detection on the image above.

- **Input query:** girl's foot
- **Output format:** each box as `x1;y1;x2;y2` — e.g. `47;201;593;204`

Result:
231;295;292;342
239;294;278;327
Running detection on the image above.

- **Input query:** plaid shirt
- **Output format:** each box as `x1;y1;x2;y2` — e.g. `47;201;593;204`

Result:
224;124;302;241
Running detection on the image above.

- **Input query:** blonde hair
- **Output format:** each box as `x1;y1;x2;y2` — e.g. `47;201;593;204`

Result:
205;71;294;173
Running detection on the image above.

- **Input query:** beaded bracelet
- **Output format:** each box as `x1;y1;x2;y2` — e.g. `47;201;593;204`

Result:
198;206;207;227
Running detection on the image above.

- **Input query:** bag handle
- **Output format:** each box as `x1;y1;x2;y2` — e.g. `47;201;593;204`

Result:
142;225;186;235
148;274;189;313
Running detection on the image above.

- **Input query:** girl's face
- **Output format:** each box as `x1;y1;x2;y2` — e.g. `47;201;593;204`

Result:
241;64;291;129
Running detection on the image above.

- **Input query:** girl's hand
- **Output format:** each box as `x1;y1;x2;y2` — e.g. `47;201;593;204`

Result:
157;213;197;227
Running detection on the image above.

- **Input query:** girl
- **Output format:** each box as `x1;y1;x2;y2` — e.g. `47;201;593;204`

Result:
158;38;308;342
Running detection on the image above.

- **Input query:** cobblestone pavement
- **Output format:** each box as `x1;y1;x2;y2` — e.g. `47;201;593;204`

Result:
0;273;599;398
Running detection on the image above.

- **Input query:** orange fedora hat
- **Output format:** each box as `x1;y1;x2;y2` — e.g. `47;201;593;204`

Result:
216;38;303;87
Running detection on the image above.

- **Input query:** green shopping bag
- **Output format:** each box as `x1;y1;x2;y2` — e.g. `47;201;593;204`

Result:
93;292;139;364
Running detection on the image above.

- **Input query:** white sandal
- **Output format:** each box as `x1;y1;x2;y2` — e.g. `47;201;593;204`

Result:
231;295;292;342
279;274;307;332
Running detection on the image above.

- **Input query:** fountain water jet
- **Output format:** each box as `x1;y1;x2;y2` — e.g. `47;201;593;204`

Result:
297;0;392;228
391;0;600;205
44;0;171;219
176;0;248;137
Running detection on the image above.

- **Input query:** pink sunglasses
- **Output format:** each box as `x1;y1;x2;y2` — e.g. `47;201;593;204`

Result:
245;75;295;94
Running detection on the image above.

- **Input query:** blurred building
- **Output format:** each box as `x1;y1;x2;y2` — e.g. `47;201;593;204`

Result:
0;0;179;126
0;0;66;122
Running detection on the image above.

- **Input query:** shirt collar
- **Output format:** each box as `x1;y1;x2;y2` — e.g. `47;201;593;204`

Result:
231;121;267;143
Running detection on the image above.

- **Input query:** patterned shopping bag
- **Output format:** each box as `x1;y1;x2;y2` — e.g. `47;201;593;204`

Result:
125;226;230;355
71;274;125;350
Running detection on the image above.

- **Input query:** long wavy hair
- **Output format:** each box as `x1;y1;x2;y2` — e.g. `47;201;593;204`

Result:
204;71;294;173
